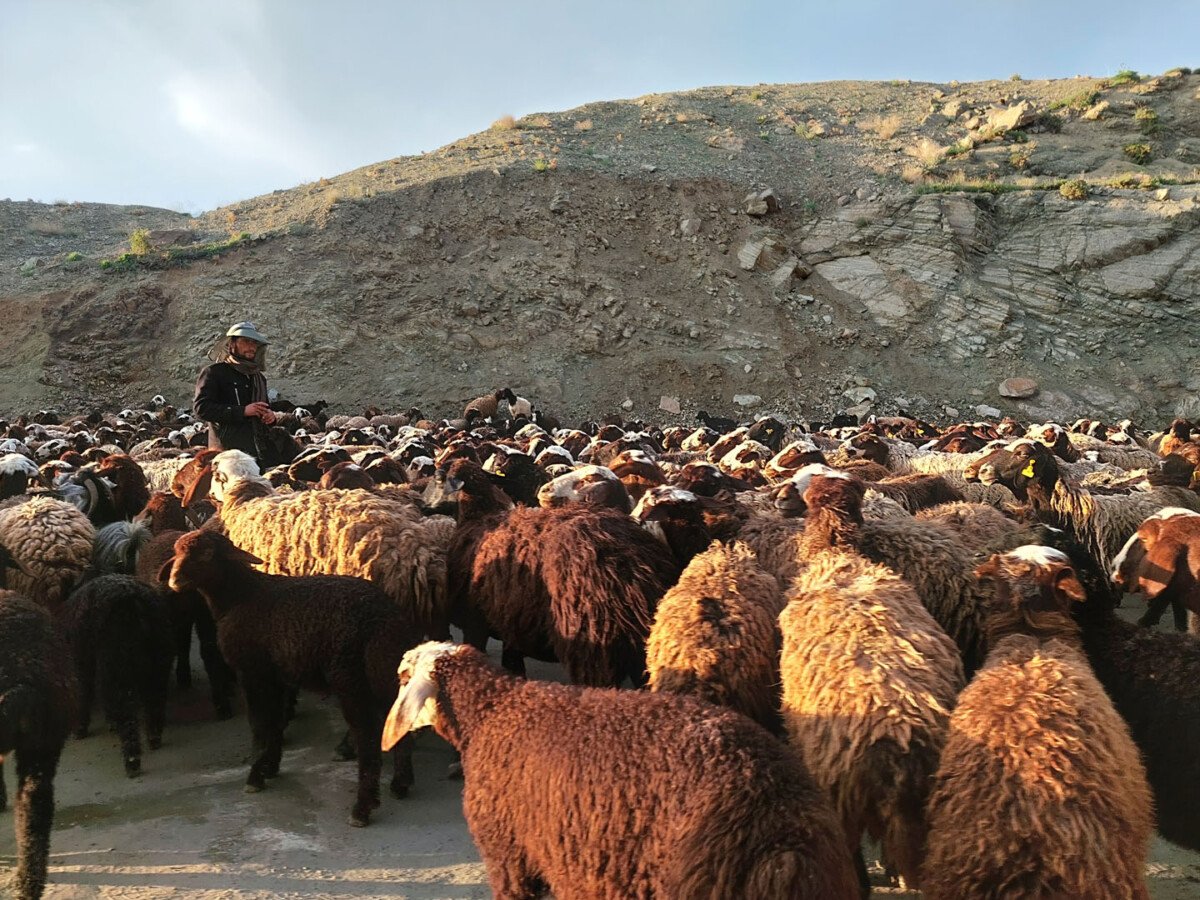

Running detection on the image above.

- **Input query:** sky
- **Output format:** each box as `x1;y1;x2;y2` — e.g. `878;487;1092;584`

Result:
2;1;1197;213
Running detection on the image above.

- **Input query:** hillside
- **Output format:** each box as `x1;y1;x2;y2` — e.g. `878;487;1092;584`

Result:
3;69;1199;423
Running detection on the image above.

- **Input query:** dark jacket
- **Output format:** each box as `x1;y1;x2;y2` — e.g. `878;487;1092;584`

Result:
193;362;269;463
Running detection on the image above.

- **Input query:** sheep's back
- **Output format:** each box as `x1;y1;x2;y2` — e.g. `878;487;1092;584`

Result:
462;679;857;898
646;541;784;729
0;497;95;607
923;635;1152;900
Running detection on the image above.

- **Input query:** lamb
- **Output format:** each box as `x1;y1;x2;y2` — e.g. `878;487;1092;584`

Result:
433;459;682;686
1111;507;1200;632
0;588;76;900
464;387;517;423
381;642;859;899
0;496;96;608
60;575;174;777
922;547;1154;899
779;473;963;891
645;541;785;731
163;529;422;826
186;450;454;640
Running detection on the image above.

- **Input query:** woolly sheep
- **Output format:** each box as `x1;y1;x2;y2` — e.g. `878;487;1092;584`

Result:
0;496;95;608
381;642;859;899
780;474;964;891
646;541;785;731
0;588;76;900
923;548;1153;899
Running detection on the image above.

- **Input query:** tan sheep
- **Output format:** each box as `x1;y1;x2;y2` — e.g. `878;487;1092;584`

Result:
646;541;785;730
191;451;454;638
780;474;964;890
0;496;96;608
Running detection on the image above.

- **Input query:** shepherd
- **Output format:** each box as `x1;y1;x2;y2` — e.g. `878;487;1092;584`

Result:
193;321;281;467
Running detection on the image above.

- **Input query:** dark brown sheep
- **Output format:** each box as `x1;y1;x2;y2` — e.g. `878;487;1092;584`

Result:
382;642;859;899
163;529;421;826
434;459;682;686
0;587;77;900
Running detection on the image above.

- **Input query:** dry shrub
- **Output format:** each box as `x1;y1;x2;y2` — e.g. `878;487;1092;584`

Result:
518;114;552;129
860;113;904;140
1082;100;1110;121
1059;179;1089;200
908;137;945;169
901;163;927;184
490;115;516;131
28;219;65;236
573;118;593;132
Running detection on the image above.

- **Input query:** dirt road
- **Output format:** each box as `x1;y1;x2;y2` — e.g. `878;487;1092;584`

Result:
2;644;1198;898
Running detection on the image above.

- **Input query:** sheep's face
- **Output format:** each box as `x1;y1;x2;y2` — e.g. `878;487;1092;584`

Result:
991;441;1058;498
382;641;462;751
975;546;1086;645
537;465;629;512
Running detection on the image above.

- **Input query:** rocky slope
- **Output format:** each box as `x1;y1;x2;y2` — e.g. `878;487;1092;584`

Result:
3;69;1199;424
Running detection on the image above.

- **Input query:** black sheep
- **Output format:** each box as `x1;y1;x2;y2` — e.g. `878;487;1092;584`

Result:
0;586;77;899
162;529;421;826
60;575;174;777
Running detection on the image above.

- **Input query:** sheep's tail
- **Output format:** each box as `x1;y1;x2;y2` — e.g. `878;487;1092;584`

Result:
93;521;153;575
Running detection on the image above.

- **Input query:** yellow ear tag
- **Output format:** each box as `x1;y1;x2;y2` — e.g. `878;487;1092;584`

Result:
1020;460;1036;478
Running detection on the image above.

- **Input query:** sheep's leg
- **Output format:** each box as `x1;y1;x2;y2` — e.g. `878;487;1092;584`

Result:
242;678;285;792
500;645;527;677
0;759;6;812
99;647;141;777
389;732;414;799
72;643;96;739
1171;596;1190;632
172;608;194;689
336;690;382;827
476;829;544;899
1138;594;1172;628
194;602;235;719
13;747;61;900
852;846;871;900
142;643;173;751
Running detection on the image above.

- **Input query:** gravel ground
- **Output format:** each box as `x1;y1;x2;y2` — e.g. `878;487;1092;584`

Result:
2;627;1198;898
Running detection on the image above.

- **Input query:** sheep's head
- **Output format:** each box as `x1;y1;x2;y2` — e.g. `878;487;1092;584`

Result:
839;433;889;465
975;546;1086;647
988;440;1059;499
425;459;512;516
382;641;467;750
764;440;826;482
775;464;854;517
1110;508;1200;598
161;530;262;596
0;452;38;500
632;485;711;566
537;465;630;512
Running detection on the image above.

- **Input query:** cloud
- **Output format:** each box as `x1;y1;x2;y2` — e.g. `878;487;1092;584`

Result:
163;69;328;179
10;142;38;154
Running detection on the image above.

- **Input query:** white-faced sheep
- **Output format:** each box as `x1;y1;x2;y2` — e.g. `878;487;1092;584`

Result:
185;450;453;639
922;547;1153;900
0;587;76;900
434;459;682;686
163;529;422;826
780;474;963;892
1111;507;1200;632
535;464;631;512
381;642;860;899
646;541;785;731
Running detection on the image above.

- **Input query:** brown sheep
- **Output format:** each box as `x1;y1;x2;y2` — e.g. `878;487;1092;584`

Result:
382;642;860;899
1111;507;1200;632
780;474;964;892
922;546;1153;900
646;541;785;731
435;459;682;686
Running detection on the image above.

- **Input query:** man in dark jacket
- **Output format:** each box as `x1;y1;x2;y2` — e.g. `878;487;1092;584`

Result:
193;321;278;466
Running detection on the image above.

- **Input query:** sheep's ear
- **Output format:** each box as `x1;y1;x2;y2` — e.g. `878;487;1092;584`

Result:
229;545;264;568
1052;566;1087;603
182;467;213;509
1019;458;1037;479
382;663;440;751
974;555;1003;582
157;557;175;584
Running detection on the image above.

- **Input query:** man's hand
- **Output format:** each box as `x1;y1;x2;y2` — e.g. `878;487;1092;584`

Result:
244;402;277;424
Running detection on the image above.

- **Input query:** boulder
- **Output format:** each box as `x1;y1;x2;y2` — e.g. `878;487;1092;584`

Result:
658;395;681;415
984;100;1038;133
733;394;762;408
999;377;1039;399
974;404;1002;418
743;188;780;217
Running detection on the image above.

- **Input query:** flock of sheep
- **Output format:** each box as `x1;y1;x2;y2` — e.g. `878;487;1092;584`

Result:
1;391;1200;899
